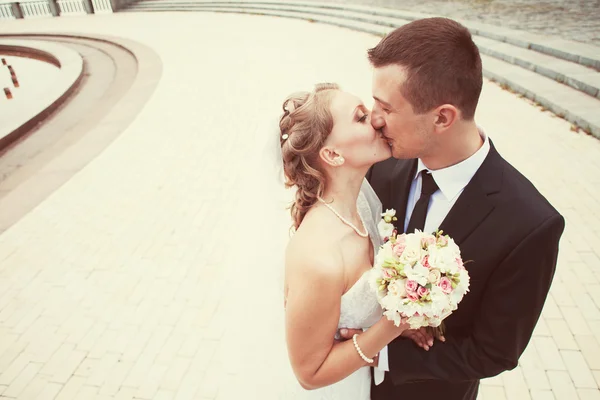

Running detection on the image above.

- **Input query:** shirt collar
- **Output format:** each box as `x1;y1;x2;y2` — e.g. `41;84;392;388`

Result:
415;128;490;201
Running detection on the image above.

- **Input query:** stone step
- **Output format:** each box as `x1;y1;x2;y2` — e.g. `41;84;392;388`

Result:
475;36;600;99
482;55;600;137
125;4;391;36
126;1;600;138
129;1;600;99
277;0;600;71
131;0;600;71
127;1;408;29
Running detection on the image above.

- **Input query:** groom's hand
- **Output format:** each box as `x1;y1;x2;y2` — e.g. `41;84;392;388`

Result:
338;327;443;351
401;327;444;351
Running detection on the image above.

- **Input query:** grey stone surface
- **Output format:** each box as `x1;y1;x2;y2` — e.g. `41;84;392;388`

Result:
482;54;600;137
295;0;600;47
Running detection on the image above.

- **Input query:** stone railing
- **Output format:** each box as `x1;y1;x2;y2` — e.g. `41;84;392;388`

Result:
56;0;90;15
0;0;116;17
18;0;54;17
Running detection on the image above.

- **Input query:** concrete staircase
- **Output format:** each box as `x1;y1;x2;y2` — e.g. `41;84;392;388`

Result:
123;0;600;138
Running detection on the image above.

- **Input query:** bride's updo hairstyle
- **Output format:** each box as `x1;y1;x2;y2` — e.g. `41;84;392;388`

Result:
279;83;340;231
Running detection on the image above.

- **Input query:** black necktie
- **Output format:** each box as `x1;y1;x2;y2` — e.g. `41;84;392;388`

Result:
406;171;439;233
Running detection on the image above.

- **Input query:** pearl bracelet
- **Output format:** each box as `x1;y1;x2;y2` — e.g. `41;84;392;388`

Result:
352;334;374;363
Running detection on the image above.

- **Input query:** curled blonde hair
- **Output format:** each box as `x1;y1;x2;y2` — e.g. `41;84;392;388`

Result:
279;83;340;230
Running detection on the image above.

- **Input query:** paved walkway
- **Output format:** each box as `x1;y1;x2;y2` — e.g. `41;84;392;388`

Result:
0;11;599;400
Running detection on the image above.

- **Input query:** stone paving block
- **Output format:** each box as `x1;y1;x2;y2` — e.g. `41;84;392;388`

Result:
113;386;137;400
0;351;31;386
561;350;598;389
530;390;556;400
534;337;567;370
501;366;531;399
578;389;600;400
34;382;64;400
542;295;564;320
534;317;551;337
159;357;191;392
55;376;87;400
73;385;99;400
575;335;600;370
594;371;600;388
479;385;508;400
49;350;87;385
561;306;593;336
550;282;577;308
18;375;50;399
546;319;579;350
86;353;119;388
2;361;42;398
97;360;134;397
547;370;580;399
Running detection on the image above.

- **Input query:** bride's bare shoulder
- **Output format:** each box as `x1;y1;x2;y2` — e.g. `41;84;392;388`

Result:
285;209;345;283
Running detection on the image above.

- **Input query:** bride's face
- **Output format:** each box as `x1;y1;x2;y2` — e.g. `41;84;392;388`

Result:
324;91;392;169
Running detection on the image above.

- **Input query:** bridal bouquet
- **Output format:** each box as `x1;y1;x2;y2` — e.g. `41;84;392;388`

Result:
371;210;470;330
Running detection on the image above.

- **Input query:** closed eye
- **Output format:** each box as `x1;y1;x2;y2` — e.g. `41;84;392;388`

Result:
358;114;368;123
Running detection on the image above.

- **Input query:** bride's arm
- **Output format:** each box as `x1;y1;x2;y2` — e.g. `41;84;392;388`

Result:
285;247;407;390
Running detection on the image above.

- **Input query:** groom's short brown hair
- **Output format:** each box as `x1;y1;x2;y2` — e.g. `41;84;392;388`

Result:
368;18;482;119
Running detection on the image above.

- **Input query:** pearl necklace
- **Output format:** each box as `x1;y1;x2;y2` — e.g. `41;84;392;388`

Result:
317;197;369;238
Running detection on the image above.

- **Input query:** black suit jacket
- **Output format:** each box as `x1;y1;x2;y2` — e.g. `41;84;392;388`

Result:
367;143;565;400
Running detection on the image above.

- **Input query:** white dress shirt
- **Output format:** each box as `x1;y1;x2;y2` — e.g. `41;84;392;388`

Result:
374;129;490;385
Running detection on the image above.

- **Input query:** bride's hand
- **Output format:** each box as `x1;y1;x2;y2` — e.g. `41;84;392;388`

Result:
338;316;410;343
402;327;446;351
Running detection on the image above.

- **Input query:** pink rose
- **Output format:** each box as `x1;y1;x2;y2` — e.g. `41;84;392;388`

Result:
406;291;419;302
437;235;448;247
417;285;429;298
439;277;453;294
382;268;398;279
405;280;418;293
421;255;431;269
393;242;407;257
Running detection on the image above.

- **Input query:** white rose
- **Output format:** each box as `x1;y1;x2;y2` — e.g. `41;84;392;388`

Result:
387;279;407;298
399;235;423;265
408;314;427;329
429;246;456;273
383;310;403;327
378;220;395;239
404;262;429;286
375;242;395;267
428;269;442;284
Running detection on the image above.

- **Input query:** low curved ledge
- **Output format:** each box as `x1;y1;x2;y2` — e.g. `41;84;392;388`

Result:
0;43;61;67
0;39;84;150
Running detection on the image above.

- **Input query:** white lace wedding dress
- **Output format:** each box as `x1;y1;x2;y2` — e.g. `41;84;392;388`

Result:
283;179;384;400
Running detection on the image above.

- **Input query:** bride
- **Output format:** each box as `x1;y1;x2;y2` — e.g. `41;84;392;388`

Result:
279;83;424;399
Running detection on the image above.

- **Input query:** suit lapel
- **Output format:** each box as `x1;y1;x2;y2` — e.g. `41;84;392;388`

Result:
390;159;417;233
438;143;503;244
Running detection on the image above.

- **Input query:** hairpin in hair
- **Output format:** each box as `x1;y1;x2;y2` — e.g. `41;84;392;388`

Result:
284;100;296;115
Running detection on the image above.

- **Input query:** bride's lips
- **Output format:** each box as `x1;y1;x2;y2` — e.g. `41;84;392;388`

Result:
378;130;392;147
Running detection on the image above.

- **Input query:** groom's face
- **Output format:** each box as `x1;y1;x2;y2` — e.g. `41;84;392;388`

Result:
371;65;432;160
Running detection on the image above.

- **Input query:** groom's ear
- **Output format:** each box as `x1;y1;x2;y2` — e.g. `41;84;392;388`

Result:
433;105;458;131
319;147;344;167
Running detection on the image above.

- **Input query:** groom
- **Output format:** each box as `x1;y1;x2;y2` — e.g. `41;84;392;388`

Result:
340;18;565;399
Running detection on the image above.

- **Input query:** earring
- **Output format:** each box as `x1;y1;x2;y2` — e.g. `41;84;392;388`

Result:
337;157;345;165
